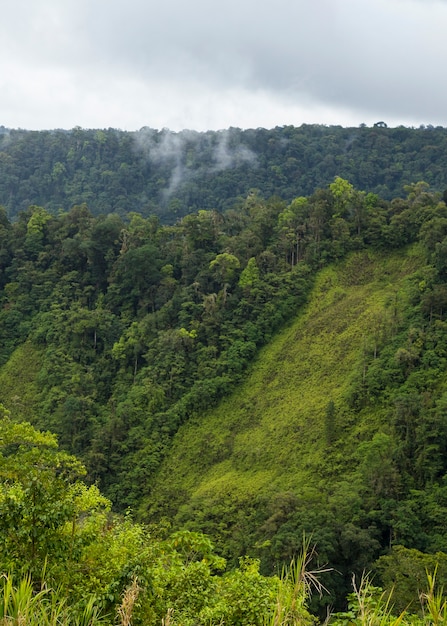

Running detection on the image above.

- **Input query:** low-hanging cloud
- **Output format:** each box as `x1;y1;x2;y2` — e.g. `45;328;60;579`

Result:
133;128;257;197
212;131;257;171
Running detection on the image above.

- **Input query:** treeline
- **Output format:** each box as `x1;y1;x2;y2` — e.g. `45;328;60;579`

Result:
2;124;447;222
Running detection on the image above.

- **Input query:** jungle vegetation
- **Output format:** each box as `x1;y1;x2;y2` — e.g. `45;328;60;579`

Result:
2;130;447;621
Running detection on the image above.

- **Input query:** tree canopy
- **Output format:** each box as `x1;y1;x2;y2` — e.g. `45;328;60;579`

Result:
2;125;447;223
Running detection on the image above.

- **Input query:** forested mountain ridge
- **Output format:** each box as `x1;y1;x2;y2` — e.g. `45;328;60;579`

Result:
2;123;447;222
3;175;447;618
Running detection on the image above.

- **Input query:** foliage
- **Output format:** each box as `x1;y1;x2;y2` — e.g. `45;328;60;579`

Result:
0;407;324;624
375;546;447;613
3;176;447;618
0;573;104;625
329;574;406;626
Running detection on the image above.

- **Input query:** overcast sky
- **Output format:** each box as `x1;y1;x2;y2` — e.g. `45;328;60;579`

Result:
1;0;446;131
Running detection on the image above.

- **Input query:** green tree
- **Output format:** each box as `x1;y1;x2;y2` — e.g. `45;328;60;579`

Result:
0;405;87;579
376;545;447;613
238;257;260;295
209;252;241;304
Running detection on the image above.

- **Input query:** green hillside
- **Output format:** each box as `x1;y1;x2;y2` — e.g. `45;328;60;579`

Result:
3;177;447;616
150;248;417;499
146;245;447;602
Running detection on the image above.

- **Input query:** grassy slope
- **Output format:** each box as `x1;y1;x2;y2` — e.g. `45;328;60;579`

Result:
147;247;423;533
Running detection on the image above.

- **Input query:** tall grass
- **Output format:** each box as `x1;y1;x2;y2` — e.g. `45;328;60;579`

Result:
0;573;104;625
351;574;405;626
116;577;140;626
267;537;330;626
420;566;447;626
0;573;63;625
330;567;447;626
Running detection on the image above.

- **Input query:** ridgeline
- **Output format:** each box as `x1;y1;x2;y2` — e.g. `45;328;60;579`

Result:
1;124;447;222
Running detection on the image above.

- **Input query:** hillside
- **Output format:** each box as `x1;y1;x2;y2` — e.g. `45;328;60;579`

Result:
148;248;417;509
146;245;447;602
2;176;447;611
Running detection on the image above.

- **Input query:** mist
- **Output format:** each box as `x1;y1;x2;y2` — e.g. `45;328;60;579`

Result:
133;128;257;198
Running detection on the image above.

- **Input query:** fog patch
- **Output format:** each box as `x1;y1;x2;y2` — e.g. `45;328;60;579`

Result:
134;127;257;198
212;129;257;171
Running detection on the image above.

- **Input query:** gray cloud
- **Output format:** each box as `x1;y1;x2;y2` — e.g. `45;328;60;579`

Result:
1;0;447;130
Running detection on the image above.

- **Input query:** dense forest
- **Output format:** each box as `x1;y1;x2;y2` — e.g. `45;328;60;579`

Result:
3;124;447;623
2;124;447;222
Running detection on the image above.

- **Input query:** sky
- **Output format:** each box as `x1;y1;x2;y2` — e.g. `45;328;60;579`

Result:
1;0;447;132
